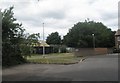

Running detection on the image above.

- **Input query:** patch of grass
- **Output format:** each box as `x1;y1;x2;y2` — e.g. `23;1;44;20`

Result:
27;53;83;64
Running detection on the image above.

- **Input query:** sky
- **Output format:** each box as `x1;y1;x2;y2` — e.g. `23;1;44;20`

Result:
0;0;119;40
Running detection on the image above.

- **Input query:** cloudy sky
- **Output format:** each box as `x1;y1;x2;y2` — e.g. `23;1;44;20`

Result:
0;0;119;40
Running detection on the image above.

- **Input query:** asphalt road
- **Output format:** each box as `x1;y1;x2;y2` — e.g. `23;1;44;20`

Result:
2;54;118;81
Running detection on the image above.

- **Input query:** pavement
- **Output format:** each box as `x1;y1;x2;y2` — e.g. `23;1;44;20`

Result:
2;54;118;81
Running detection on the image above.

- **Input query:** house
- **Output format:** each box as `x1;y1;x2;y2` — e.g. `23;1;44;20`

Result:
115;29;120;50
32;40;53;54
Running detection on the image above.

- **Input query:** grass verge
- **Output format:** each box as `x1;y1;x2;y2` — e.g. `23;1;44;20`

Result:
27;53;84;65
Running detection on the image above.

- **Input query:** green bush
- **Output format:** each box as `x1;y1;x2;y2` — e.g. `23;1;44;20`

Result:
2;43;26;67
20;44;31;57
60;45;67;53
53;45;59;53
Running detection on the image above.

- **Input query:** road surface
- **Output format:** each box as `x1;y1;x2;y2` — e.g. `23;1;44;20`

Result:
2;54;118;81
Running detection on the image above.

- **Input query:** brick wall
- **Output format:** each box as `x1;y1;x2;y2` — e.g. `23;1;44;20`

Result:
74;48;112;57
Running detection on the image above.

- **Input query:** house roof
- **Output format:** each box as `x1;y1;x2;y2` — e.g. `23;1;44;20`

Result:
31;40;50;47
115;29;120;36
39;40;50;47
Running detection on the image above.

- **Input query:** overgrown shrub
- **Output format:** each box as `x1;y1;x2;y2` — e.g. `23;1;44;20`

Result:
2;43;26;67
52;45;59;53
20;44;31;57
60;45;67;53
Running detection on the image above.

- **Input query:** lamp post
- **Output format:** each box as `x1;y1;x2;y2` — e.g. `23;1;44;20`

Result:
92;34;95;49
43;23;45;58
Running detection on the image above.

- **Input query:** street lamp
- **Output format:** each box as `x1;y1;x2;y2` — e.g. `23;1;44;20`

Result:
43;23;45;58
92;34;95;49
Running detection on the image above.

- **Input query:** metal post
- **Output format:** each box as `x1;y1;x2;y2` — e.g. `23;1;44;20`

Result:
92;34;95;49
43;23;45;58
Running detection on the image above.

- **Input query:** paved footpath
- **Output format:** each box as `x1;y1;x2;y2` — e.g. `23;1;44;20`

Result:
2;54;118;81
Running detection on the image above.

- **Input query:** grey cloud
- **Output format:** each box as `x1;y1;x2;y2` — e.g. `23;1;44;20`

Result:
104;18;118;30
16;15;42;23
1;0;118;34
101;12;117;21
0;1;30;9
41;10;66;19
108;22;117;28
15;14;43;29
118;2;120;29
21;19;43;28
87;0;97;5
15;10;64;29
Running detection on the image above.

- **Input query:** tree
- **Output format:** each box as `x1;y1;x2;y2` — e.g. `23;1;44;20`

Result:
46;32;61;53
2;7;26;66
63;20;115;48
46;32;61;45
20;33;40;57
27;33;40;45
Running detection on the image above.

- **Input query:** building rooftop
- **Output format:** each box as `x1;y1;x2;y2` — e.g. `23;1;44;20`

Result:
31;40;50;47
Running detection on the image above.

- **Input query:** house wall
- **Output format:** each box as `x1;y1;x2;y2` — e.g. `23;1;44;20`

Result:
34;47;53;54
115;35;120;49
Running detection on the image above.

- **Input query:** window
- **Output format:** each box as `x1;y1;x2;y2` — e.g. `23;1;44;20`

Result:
117;36;120;41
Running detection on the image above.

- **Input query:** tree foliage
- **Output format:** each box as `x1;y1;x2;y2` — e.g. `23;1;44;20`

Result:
63;20;115;48
20;33;41;57
2;7;26;66
27;33;40;45
46;32;61;45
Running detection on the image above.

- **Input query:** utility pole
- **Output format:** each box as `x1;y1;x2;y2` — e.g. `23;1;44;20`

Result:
43;23;45;58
